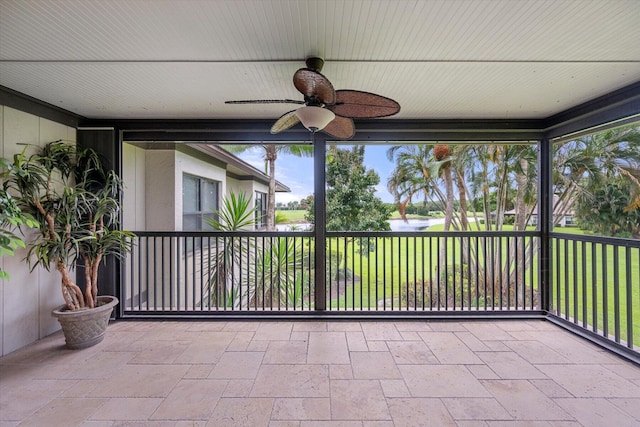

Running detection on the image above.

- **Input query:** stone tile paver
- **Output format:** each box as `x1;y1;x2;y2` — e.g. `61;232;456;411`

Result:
150;379;227;420
251;364;330;398
307;332;350;364
379;379;411;397
330;380;391;420
442;397;512;421
2;320;639;425
18;397;106;426
400;365;491;397
419;331;483;364
85;364;190;398
263;340;309;364
350;351;401;379
477;351;547;379
536;364;640;398
209;351;264;379
481;380;572;421
503;340;571;364
271;398;331;420
386;340;438;364
387;397;456;426
90;397;163;420
360;323;403;341
206;397;274;426
555;397;639;427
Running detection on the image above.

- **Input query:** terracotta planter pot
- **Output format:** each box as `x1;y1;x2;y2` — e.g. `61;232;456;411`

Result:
51;296;118;349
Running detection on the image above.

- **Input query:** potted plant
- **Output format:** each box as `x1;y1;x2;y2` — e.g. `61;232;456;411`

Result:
0;158;38;280
3;141;134;349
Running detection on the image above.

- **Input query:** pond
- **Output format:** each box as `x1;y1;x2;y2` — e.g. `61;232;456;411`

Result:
275;218;445;232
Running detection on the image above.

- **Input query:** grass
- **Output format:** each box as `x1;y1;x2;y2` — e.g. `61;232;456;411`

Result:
552;236;640;346
271;214;640;344
319;225;640;345
276;210;307;222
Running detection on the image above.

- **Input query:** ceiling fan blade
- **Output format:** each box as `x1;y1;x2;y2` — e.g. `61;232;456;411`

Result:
293;68;336;104
321;116;355;140
225;99;305;105
270;110;301;134
329;90;400;118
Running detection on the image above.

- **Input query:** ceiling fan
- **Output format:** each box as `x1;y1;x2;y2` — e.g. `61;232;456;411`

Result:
225;57;401;139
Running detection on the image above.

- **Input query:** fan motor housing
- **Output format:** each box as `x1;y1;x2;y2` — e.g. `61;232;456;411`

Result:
305;57;324;72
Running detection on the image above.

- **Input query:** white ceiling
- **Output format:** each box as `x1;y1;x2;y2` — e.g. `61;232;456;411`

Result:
1;0;639;121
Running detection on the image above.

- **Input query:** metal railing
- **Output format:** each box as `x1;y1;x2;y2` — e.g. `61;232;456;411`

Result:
550;232;640;354
123;231;315;315
325;231;540;312
121;230;540;317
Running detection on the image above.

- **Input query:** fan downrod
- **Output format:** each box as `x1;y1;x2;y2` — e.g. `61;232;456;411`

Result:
305;57;324;72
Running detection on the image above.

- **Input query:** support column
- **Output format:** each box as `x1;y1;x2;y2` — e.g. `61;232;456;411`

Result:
77;127;123;316
538;136;552;312
313;134;327;311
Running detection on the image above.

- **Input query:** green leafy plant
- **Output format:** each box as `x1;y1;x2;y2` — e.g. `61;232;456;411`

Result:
208;191;256;231
3;141;135;310
203;191;257;308
0;158;39;279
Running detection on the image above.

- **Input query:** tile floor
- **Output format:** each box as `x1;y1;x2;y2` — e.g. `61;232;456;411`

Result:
1;320;640;426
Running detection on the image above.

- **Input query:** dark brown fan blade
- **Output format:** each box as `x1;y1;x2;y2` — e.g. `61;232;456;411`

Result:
270;110;300;134
293;68;336;104
321;116;355;140
329;90;400;118
226;99;305;105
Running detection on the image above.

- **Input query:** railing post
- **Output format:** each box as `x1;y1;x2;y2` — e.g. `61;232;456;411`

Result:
538;136;552;312
314;134;327;311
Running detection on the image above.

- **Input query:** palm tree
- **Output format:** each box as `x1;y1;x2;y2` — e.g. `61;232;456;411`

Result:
386;144;434;221
388;142;541;308
224;144;314;230
554;124;640;230
204;191;257;309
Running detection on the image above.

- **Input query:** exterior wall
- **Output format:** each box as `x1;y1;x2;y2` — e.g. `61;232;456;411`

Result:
0;106;75;356
226;177;269;230
174;150;227;231
125;148;228;231
122;143;146;231
144;150;177;231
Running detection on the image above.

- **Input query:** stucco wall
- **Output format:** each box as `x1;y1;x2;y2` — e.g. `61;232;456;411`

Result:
0;106;75;356
122;143;147;231
122;146;229;231
227;177;269;229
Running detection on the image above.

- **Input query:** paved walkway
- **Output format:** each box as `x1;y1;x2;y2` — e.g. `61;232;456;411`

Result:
1;320;640;426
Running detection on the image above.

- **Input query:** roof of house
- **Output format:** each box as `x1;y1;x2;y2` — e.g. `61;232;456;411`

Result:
190;144;291;193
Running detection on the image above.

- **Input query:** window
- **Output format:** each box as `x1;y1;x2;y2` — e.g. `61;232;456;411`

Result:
183;174;219;231
255;191;267;229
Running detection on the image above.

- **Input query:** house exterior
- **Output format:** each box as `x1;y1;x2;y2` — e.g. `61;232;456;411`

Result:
122;142;289;232
503;196;575;227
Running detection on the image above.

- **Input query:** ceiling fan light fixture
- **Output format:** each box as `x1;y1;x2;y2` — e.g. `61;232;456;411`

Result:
295;106;335;132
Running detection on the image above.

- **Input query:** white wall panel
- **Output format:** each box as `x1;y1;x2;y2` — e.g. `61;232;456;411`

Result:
0;106;73;356
145;150;176;231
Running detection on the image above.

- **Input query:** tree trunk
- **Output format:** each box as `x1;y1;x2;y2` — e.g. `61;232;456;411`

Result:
266;145;277;231
83;254;95;309
514;158;528;231
455;171;469;231
57;260;84;310
438;164;455;289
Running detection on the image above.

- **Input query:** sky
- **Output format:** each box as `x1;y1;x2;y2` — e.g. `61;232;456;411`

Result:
233;144;397;205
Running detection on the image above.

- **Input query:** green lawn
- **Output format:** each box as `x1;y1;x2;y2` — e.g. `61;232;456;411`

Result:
325;226;540;311
274;217;639;344
318;226;640;344
276;210;307;222
552;237;640;345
